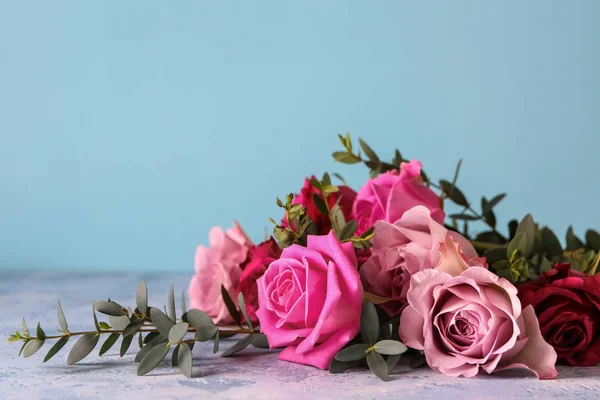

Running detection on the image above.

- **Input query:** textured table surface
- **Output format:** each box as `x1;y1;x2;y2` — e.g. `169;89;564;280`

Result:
1;271;600;400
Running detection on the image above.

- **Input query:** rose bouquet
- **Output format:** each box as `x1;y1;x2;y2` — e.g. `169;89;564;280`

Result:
10;134;600;381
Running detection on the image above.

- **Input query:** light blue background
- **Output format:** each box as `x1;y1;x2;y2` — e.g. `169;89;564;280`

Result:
1;1;599;271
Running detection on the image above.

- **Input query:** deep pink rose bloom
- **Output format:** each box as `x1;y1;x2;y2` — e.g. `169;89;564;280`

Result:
399;267;558;379
256;231;363;369
188;222;251;324
352;160;444;235
360;206;486;316
285;176;356;235
236;238;282;324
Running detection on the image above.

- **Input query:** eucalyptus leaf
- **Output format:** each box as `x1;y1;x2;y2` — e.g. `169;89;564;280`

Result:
484;209;497;229
171;342;180;367
23;339;44;358
177;343;193;378
94;301;124;317
168;284;176;321
251;333;270;349
221;334;253;357
36;322;46;340
237;293;253;330
334;343;369;362
136;281;148;315
138;332;143;349
213;331;220;354
99;333;120;356
386;354;401;373
366;351;389;381
440;180;468;207
135;335;168;362
57;301;68;332
360;301;380;345
220;285;241;327
181;290;187;316
109;315;130;330
150;307;175;337
169;322;189;344
373;340;407;355
18;341;28;357
186;309;214;328
409;352;427;369
195;324;218;342
143;331;160;344
482;193;506;215
91;303;100;331
358;138;379;162
22;318;29;337
43;336;69;362
329;358;352;374
137;343;170;376
120;333;134;357
67;334;99;365
312;194;329;216
123;318;144;338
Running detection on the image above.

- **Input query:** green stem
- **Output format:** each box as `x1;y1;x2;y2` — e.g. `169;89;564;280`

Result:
41;326;254;340
470;240;504;251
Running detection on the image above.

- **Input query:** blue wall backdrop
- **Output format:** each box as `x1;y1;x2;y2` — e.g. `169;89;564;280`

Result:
1;1;599;271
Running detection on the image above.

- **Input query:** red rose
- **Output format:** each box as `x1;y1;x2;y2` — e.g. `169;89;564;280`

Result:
518;262;600;366
287;177;356;235
236;238;282;323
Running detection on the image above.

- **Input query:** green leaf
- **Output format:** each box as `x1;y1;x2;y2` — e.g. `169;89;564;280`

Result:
409;352;427;369
358;138;379;162
321;172;332;186
94;301;124;317
23;339;44;358
221;334;253;357
334;343;369;362
387;354;401;373
338;220;358;241
138;332;143;349
484;247;509;265
143;331;160;344
251;333;270;349
329;358;353;374
43;336;69;362
332;151;360;164
373;340;408;355
195;325;218;342
515;214;536;257
136;281;148;315
332;173;348;186
98;321;111;330
123;318;144;338
484;209;497;229
540;227;563;258
213;331;220;354
186;309;214;328
99;333;120;356
67;334;99;365
137;343;169;376
181;290;187;316
109;315;130;330
57;302;68;332
149;307;175;337
440;180;468;207
312;194;329;216
237;293;253;330
134;335;167;361
482;193;506;215
21;318;29;337
168;284;176;321
366;351;389;381
507;232;528;260
220;285;241;327
586;230;600;250
169;322;189;344
449;214;480;221
566;226;584;251
36;322;46;340
177;343;193;378
360;301;380;345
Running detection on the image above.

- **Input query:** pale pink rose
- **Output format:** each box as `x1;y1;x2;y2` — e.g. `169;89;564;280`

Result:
188;222;251;324
399;267;558;379
360;206;485;316
352;160;444;235
256;231;363;369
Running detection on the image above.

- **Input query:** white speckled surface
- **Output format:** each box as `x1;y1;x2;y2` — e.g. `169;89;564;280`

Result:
1;272;599;399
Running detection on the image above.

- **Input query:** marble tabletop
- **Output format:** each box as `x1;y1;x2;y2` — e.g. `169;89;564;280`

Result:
1;271;599;400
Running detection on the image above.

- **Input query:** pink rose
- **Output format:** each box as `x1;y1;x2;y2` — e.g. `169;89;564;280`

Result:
256;231;363;369
399;267;558;379
360;206;485;316
352;160;444;235
188;222;251;324
236;238;282;324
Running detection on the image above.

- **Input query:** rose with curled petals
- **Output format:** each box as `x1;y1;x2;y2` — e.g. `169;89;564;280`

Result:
256;231;363;369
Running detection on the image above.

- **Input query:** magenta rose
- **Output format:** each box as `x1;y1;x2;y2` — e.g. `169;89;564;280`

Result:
236;238;282;324
400;267;558;379
256;231;363;369
360;206;485;316
352;160;444;235
188;222;251;324
518;262;600;366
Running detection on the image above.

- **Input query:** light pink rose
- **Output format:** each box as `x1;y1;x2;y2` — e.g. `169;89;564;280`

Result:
188;222;251;324
352;160;444;235
399;267;558;379
360;205;485;316
256;231;363;369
